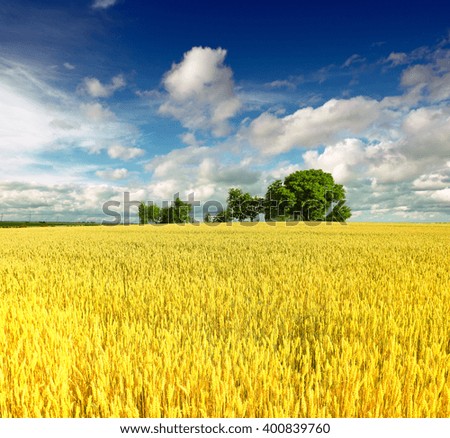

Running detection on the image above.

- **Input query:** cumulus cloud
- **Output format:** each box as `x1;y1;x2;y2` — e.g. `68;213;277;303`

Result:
401;107;450;159
401;64;450;103
365;143;418;184
80;102;115;123
264;163;301;182
159;46;241;137
107;144;145;160
0;180;122;221
144;145;262;202
92;0;118;9
96;168;129;180
415;187;450;206
63;62;75;70
303;138;367;183
80;74;125;98
391;46;450;105
429;188;450;203
413;173;450;190
246;97;381;154
180;132;201;147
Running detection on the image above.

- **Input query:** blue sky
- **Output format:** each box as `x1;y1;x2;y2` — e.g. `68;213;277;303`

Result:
1;0;449;222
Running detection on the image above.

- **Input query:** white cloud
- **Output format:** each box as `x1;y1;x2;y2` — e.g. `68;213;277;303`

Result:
399;49;450;103
145;145;212;178
265;80;296;89
80;102;115;123
159;46;241;137
0;180;121;221
180;132;200;147
0;77;57;153
80;74;125;98
303;138;366;183
400;64;430;88
301;137;420;186
401;107;450;159
413;173;450;190
342;54;365;68
82;77;109;98
144;145;263;203
96;168;129;180
107;144;145;160
384;52;408;66
430;188;450;203
246;97;380;154
0;57;140;181
416;187;450;204
63;62;75;70
264;163;301;182
92;0;118;9
365;143;418;184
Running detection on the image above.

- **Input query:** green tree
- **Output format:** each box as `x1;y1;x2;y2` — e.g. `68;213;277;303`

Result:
148;203;161;223
160;197;191;224
213;209;232;222
246;196;264;222
264;180;296;221
326;200;352;222
227;188;263;222
138;202;161;224
227;188;247;221
264;169;351;221
138;202;147;225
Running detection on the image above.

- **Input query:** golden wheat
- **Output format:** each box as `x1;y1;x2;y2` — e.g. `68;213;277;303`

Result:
0;223;449;417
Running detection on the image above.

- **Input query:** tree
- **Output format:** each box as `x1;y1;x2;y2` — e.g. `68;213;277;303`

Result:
227;188;247;221
246;196;264;222
160;197;191;224
326;200;352;222
138;202;147;225
264;169;351;221
264;180;296;221
227;188;263;222
138;202;161;224
213;209;232;223
204;212;212;223
139;198;190;224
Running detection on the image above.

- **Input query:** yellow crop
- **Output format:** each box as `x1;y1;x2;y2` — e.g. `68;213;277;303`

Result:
0;223;449;417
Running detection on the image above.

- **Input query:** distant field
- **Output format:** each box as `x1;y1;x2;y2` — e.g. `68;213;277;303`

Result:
0;223;449;417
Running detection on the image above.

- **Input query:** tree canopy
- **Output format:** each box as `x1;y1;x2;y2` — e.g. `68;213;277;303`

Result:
138;202;161;224
227;188;263;222
138;198;191;224
138;169;351;224
265;169;351;221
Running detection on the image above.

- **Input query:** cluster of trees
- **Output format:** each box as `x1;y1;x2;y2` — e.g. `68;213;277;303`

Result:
209;169;351;223
205;188;263;223
138;197;191;224
138;169;352;224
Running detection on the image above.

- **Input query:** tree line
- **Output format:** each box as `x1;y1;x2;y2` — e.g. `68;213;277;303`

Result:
138;169;352;224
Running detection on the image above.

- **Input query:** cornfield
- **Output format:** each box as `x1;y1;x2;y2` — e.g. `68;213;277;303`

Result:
0;223;449;417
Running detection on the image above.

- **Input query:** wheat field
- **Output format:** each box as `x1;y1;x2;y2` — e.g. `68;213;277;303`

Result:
0;223;449;417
